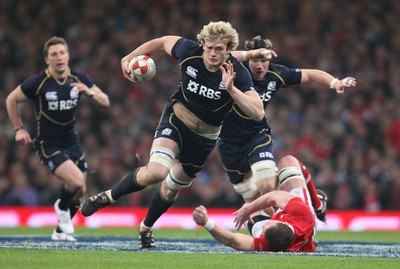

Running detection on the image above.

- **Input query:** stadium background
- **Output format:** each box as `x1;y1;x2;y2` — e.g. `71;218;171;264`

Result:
0;0;399;215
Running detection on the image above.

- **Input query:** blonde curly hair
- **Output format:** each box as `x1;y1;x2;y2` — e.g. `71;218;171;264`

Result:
197;21;239;50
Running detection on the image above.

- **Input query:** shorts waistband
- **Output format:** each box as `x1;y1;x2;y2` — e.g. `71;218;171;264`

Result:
193;131;219;140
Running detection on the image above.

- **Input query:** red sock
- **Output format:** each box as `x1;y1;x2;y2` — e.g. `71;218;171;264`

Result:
299;161;322;210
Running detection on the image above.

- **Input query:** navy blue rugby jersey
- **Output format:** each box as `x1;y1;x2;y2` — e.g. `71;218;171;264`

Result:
21;68;94;143
219;63;302;143
170;38;255;127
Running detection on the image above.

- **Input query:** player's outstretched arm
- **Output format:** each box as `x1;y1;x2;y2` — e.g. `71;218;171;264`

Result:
301;69;356;94
233;190;294;229
193;205;254;251
120;35;181;83
232;48;277;62
210;225;255;251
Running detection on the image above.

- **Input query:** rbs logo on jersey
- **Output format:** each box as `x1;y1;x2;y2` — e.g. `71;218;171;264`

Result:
260;91;273;102
46;91;78;111
259;81;277;102
186;80;222;100
48;99;78;111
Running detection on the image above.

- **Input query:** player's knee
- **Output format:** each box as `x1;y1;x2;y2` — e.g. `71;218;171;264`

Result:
160;181;180;201
276;155;298;169
145;147;176;185
144;166;170;185
72;181;85;195
255;174;277;194
64;174;85;193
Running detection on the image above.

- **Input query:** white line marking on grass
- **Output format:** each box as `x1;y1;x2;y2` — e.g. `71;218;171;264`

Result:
0;236;399;258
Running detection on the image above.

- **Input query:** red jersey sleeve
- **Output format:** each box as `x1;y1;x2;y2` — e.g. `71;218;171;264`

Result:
253;234;271;252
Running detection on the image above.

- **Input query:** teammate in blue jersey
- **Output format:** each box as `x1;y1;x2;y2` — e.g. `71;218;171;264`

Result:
80;22;275;248
218;36;356;222
6;36;110;241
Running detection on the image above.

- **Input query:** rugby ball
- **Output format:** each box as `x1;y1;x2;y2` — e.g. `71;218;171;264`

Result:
128;55;156;83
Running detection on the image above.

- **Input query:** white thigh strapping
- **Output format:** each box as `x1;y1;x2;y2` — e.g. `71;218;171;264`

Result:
251;160;276;181
233;160;276;199
277;166;303;188
149;147;175;169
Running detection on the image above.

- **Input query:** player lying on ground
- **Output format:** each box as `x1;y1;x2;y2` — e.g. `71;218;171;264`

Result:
193;155;323;252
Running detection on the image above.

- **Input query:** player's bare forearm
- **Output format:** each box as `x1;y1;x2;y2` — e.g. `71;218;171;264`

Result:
90;86;110;108
220;61;263;120
301;69;357;94
232;49;277;62
234;191;294;229
209;225;254;251
251;191;297;213
6;98;22;129
194;205;254;251
6;87;26;130
231;89;264;121
6;87;32;144
122;35;180;63
121;36;180;82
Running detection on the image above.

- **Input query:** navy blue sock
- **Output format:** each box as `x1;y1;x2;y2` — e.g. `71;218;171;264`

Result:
58;186;77;210
111;168;145;200
143;189;174;228
69;199;80;218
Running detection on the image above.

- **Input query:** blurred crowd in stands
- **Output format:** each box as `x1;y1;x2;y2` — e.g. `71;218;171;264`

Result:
0;0;399;211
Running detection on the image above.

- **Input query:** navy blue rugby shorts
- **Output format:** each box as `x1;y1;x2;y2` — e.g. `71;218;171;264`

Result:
218;131;274;185
33;138;87;173
154;104;217;178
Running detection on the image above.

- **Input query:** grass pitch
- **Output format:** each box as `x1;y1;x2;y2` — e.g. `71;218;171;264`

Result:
0;227;399;269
